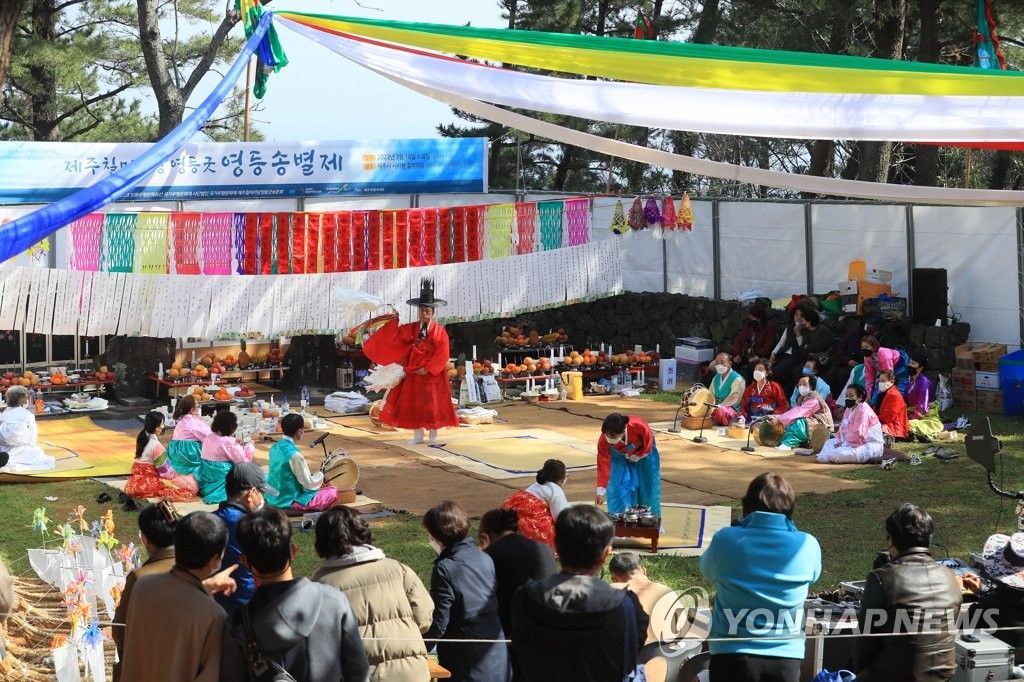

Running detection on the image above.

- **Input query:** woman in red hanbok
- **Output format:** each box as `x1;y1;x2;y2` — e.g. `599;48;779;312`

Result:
124;411;198;502
363;279;458;444
502;459;570;548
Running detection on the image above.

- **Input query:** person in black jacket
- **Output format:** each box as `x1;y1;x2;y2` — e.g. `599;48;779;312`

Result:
479;508;557;637
854;503;961;682
510;504;648;682
424;500;510;682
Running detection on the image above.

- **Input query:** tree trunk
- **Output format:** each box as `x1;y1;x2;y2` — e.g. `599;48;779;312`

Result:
692;0;720;45
0;0;22;92
857;0;906;183
553;146;574;191
913;0;939;186
806;1;856;188
29;0;58;141
989;149;1011;189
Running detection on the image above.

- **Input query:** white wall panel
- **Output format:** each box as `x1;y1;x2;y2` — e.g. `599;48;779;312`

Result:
913;206;1019;346
811;204;908;296
719;202;806;300
666;200;714;297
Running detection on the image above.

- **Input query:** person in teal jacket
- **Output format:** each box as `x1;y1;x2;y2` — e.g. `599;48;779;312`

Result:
700;472;822;682
266;414;339;512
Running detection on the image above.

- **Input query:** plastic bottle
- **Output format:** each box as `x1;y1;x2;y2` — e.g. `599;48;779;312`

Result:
301;385;310;410
281;394;290;414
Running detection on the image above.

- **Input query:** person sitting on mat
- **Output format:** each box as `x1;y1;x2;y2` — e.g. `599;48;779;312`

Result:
709;353;746;426
0;385;53;472
199;411;254;505
501;458;571;549
768;375;834;452
873;370;909;446
817;384;884;464
739;361;788;422
861;335;910;402
124;411;198;502
789;358;832;405
266;413;339;512
596;413;661;517
167;395;210;478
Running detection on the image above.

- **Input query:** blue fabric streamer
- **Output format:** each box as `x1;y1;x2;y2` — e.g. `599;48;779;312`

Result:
0;12;274;263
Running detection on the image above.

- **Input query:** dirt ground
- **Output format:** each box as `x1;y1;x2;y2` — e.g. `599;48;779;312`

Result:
272;395;866;517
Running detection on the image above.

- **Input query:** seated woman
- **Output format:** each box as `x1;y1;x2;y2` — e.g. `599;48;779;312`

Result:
861;335;910;401
166;395;210;477
817;384;884;464
710;353;746;426
729;304;776;379
789;358;832;404
124;411;198;501
266;413;339;512
0;386;54;472
798;308;837;386
874;370;909;445
502;459;570;549
739;362;787;422
905;354;944;441
199;411;254;504
769;375;834;452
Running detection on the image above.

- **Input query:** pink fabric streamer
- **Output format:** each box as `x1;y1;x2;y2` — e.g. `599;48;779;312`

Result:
563;198;590;246
201;213;234;274
69;213;105;271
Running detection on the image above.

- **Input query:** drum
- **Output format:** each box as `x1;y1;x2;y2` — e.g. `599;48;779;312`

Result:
321;449;360;503
753;419;785;447
368;400;396;430
808;423;830;454
682;386;714;419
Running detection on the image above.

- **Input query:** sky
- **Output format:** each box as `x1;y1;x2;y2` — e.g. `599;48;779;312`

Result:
257;0;507;141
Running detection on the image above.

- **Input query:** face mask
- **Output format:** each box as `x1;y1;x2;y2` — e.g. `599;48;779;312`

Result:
715;364;729;375
844;398;857;408
605;434;623;445
802;367;814;376
878;382;892;393
753;370;766;381
798;385;811;396
861;348;872;358
429;537;444;555
909;365;920;375
748;319;760;328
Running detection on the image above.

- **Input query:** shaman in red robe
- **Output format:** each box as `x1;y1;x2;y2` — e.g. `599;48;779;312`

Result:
363;318;459;430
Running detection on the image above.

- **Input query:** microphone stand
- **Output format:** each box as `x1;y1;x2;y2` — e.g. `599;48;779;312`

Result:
668;402;698;434
741;415;772;453
693;403;719;444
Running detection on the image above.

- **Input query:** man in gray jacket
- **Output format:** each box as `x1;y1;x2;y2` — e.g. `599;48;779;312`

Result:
221;508;370;682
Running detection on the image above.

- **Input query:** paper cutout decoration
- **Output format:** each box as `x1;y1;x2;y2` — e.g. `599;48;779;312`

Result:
33;507;51;536
643;196;661;226
678;192;695;231
627;197;645;231
660;196;677;230
609;199;628;235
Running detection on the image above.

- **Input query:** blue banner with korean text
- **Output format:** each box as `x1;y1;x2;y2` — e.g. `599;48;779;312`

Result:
0;138;488;203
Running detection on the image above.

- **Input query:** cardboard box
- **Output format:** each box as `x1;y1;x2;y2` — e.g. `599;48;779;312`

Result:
958;394;978;411
978;390;1004;413
857;281;893;314
975;371;1001;391
952;370;976;390
978;362;1000;373
972;343;1008;365
955;342;980;371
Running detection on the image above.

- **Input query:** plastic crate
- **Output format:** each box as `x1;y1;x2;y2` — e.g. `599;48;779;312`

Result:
999;349;1024;416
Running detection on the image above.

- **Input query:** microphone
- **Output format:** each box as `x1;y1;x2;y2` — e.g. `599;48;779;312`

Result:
704;402;721;409
308;432;329;449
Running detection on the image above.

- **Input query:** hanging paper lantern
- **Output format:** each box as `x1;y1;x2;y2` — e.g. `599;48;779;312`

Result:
643;196;661;225
627;197;645;231
678;192;695;231
609;199;628;235
660;196;677;230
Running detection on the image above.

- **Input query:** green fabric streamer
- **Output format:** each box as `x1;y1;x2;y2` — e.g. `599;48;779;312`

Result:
283;11;1024;79
237;0;288;99
103;213;137;273
537;201;563;251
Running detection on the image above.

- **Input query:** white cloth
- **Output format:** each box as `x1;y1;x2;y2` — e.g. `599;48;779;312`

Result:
289;452;324;491
138;435;159;465
526;481;570;521
0;406;54;472
816;422;884;464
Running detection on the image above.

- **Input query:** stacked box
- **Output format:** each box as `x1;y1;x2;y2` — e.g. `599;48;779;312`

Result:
953;342;1009;413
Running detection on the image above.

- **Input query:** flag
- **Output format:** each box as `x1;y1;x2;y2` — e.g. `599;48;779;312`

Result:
633;12;654;40
974;0;1006;70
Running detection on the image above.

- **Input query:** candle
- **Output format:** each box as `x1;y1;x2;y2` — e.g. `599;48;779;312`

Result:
601;342;606;352
608;345;613;358
498;352;503;368
158;362;164;378
550;348;555;361
191;350;196;365
472;345;477;361
85;339;89;356
656;344;660;354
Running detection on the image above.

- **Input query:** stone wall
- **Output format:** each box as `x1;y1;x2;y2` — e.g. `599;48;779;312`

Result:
95;336;176;400
280;335;339;389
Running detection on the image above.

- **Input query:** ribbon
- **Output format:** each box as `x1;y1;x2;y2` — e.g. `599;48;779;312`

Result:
275;212;290;274
171;212;202;274
244;213;260;274
408;208;424;267
201;212;234;274
366;210;381;270
451;206;466;262
258;213;275;274
306;213;322;273
466;205;483;260
422;207;438;265
291;212;306;274
380;211;394;269
351;210;367;270
394;209;409;268
438;208;452;264
515;202;538;254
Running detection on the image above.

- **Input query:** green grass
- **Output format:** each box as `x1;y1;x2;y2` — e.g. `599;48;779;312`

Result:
1;408;1021;597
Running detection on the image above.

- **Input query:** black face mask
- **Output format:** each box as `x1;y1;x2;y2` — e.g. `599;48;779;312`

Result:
844;398;857;408
860;348;872;358
748;319;760;328
908;365;920;375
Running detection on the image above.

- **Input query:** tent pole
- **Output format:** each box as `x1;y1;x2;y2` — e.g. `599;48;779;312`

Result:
243;57;253;142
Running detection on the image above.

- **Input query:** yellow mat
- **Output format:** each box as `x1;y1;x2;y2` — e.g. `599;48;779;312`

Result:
649;421;799;459
0;417;136;483
389;428;597;480
612;503;732;557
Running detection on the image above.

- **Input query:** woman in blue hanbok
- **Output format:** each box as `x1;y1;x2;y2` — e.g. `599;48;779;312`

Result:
596;413;661;517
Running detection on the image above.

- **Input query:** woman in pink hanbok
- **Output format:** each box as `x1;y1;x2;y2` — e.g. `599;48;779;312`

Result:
817;384;884;464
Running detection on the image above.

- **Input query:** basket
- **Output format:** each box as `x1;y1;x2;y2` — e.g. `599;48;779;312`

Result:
727;424;749;439
679;414;712;430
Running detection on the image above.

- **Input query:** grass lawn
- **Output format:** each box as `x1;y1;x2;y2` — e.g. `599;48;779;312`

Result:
1;400;1021;599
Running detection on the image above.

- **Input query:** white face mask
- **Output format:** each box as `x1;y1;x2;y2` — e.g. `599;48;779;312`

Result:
798;385;811;396
715;364;729;375
604;434;623;445
753;370;766;381
428;537;444;555
878;382;892;392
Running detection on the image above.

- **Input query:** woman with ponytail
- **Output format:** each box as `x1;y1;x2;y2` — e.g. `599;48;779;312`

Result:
500;459;570;548
123;411;198;501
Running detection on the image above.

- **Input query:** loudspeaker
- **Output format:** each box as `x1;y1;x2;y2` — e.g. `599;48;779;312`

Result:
911;268;947;325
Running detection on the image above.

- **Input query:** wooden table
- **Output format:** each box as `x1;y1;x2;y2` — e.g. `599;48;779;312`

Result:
149;374;228;399
615;521;661;554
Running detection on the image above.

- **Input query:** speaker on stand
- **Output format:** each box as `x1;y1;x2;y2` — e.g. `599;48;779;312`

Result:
911;268;948;325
